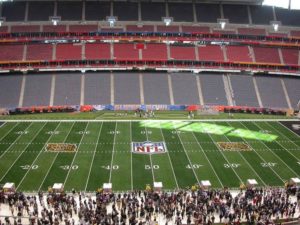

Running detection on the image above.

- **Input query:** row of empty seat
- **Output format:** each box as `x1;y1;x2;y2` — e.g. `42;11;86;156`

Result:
1;43;299;65
1;25;299;38
0;72;298;109
1;2;300;26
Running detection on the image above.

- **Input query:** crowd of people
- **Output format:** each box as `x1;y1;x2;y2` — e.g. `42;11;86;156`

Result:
0;185;299;225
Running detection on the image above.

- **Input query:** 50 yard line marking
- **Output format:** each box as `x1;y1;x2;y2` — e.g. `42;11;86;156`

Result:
64;122;89;187
84;122;103;192
109;122;118;183
38;122;76;191
17;122;61;190
205;122;243;184
0;122;47;183
144;125;155;183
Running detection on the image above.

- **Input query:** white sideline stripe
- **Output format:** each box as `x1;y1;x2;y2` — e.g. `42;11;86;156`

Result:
172;121;200;184
84;122;103;191
222;121;267;186
17;122;62;190
238;122;286;183
0;123;47;182
64;122;89;186
254;122;299;177
38;122;76;191
1;119;299;123
191;132;224;188
159;123;179;189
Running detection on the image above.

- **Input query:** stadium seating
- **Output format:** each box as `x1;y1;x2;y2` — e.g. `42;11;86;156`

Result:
170;45;196;60
237;28;266;36
226;46;252;62
168;3;194;22
223;4;249;24
56;44;82;60
249;5;274;25
256;76;288;108
0;75;23;108
1;2;26;21
22;74;52;107
26;44;53;61
69;25;98;32
43;25;67;32
229;75;259;107
253;47;281;64
283;77;300;108
113;2;138;21
85;1;110;21
113;43;139;60
141;2;166;21
0;44;24;61
57;1;82;21
181;26;210;33
199;74;228;106
157;26;180;33
142;44;168;60
281;49;299;65
85;43;111;60
126;25;154;32
11;25;40;33
28;1;54;21
195;3;220;23
198;45;224;61
114;73;140;104
172;73;199;104
84;73;111;105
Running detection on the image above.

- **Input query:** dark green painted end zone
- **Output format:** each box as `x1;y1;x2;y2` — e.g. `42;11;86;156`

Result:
0;121;299;192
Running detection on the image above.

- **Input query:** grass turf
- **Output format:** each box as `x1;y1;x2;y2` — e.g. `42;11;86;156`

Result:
0;120;299;192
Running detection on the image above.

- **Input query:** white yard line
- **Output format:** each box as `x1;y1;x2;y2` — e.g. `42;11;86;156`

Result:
263;122;300;161
190;131;224;188
144;125;155;183
130;121;133;191
17;122;62;190
0;122;19;145
64;122;89;186
204;124;243;184
223;122;267;186
108;122;118;183
253;122;299;177
84;122;104;192
171;121;200;184
158;123;179;189
0;123;47;182
0;123;32;160
238;122;286;183
38;122;76;191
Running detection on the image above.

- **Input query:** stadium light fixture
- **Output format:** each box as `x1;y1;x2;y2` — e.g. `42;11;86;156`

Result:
106;16;117;27
50;16;61;26
162;17;173;26
0;17;5;27
218;19;228;30
271;21;281;31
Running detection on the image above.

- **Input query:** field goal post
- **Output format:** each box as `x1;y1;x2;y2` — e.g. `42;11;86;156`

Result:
197;105;220;116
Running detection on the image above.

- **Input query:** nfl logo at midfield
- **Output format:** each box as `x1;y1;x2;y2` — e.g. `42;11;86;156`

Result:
132;141;167;154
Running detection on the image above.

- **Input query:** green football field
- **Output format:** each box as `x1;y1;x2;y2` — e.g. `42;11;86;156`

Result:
0;120;299;192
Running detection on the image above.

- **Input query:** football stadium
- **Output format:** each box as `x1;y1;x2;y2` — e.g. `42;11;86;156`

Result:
0;0;300;224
